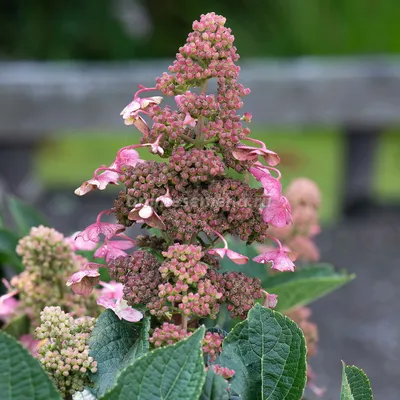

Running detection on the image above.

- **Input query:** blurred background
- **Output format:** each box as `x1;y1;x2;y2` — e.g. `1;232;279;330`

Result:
0;1;399;398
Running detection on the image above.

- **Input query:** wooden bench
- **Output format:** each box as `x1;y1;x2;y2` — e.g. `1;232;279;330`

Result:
1;58;400;214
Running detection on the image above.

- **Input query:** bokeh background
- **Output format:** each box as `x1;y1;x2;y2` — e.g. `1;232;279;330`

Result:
1;1;399;398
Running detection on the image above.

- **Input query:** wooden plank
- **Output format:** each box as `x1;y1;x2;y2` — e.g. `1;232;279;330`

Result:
1;57;400;137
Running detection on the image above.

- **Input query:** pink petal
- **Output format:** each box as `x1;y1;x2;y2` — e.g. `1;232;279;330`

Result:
138;205;154;219
117;306;143;322
253;249;295;272
97;296;116;310
67;269;100;296
116;148;140;168
68;231;98;251
132;116;150;135
260;175;282;200
156;195;173;207
99;281;124;301
264;293;278;308
262;196;292;228
226;249;248;265
208;248;227;259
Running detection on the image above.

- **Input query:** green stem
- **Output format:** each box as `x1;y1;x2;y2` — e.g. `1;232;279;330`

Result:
182;314;188;332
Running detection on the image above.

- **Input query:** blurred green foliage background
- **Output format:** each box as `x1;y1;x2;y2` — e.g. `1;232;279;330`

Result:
1;0;399;60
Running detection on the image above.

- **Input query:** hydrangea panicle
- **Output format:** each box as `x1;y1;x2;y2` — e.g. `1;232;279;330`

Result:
72;12;297;365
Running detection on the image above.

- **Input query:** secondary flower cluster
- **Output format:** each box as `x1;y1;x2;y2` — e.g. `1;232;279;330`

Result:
71;12;297;370
7;226;98;326
269;178;322;262
35;306;97;398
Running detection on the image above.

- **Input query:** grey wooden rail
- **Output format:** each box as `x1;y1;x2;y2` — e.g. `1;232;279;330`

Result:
1;57;400;213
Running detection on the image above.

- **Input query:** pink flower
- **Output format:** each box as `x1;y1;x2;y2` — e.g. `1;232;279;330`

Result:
66;231;98;251
121;87;163;125
262;290;278;308
183;112;197;127
94;238;135;262
66;264;101;296
128;203;166;230
208;230;248;265
156;187;173;208
232;138;280;166
262;196;292;227
241;112;252;123
0;291;19;322
131;115;150;135
208;248;248;265
212;364;235;379
253;246;296;272
97;297;143;322
74;168;119;196
148;135;165;155
115;147;141;169
98;281;124;301
20;334;40;357
79;211;125;242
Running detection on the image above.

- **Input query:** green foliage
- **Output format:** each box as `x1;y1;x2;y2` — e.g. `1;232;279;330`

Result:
217;304;307;399
88;310;150;398
340;362;374;400
6;196;47;236
1;0;400;60
0;332;61;400
264;264;355;312
0;228;23;272
101;326;206;400
199;369;230;400
2;314;31;339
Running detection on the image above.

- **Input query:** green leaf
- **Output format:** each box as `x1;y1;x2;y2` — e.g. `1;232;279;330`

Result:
264;264;355;312
89;310;150;398
0;332;62;400
199;369;230;400
0;228;23;271
101;326;206;400
340;362;374;400
2;314;31;338
7;196;47;236
217;304;307;400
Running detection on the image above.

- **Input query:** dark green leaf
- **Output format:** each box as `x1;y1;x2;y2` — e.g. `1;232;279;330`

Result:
264;264;355;312
101;326;206;400
2;314;31;338
0;332;62;400
89;310;150;398
199;369;230;400
7;196;47;236
340;362;374;400
0;228;23;271
217;304;307;400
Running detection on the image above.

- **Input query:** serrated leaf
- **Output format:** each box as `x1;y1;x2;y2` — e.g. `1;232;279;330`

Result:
264;264;354;312
89;310;150;397
0;228;23;271
340;362;374;400
199;369;230;400
7;196;47;236
217;304;307;400
101;326;206;400
0;332;62;400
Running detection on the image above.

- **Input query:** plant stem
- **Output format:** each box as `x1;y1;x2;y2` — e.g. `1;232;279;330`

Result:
182;314;188;332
